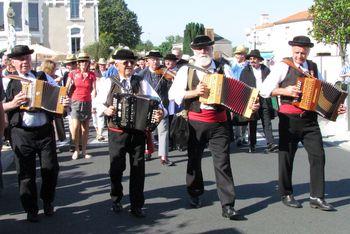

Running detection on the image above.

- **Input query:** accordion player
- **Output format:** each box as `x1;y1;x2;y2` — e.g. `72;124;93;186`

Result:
21;79;67;114
199;73;259;118
112;93;161;132
293;77;347;121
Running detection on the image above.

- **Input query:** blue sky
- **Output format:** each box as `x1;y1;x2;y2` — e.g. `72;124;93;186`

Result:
124;0;314;46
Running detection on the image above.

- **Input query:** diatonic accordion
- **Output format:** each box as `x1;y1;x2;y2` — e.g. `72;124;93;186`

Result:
21;79;67;114
293;77;348;121
199;74;259;118
112;93;160;132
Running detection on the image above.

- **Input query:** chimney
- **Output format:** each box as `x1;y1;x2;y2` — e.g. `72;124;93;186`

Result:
205;28;215;41
260;13;269;25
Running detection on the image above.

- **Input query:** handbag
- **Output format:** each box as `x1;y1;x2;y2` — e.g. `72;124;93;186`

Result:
170;111;189;149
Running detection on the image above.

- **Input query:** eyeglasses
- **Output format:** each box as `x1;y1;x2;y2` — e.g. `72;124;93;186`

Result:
122;60;135;66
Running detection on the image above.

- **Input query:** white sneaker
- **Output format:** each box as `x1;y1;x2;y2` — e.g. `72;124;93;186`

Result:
84;154;92;159
72;151;79;160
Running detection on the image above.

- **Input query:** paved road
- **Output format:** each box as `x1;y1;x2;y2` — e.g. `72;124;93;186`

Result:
1;124;350;234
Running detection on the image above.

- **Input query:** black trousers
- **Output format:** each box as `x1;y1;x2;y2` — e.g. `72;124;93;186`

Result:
248;106;275;146
278;112;325;198
108;130;145;209
11;124;59;214
187;120;235;207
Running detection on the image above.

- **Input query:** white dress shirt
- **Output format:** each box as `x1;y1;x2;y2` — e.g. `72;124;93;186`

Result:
252;66;263;90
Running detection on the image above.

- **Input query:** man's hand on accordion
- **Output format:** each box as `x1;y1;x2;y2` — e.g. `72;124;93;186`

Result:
104;106;116;117
284;85;301;98
251;96;260;112
11;91;27;109
61;96;71;107
338;104;346;115
196;81;208;97
153;109;164;123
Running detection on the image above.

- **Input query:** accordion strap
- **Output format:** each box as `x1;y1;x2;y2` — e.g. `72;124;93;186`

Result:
282;59;315;79
109;75;129;93
5;74;32;83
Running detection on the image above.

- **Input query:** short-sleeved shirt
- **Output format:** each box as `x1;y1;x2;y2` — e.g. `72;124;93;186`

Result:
69;69;96;102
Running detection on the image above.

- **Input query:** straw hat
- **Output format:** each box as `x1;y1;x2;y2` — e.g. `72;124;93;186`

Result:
76;52;90;61
97;58;107;65
234;45;247;54
63;54;76;64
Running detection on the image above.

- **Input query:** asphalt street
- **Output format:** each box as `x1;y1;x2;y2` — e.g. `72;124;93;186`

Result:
1;122;350;234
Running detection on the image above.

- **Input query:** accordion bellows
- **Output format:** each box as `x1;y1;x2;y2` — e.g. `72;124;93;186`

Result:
293;77;348;121
21;79;67;114
112;93;160;132
199;74;259;118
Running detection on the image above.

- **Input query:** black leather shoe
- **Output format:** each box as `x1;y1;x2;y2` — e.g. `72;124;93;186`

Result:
161;159;176;166
43;203;54;216
310;197;336;211
222;205;246;221
145;154;152;161
111;202;123;213
27;212;39;222
248;145;256;153
189;196;201;208
129;207;146;218
267;143;279;153
281;195;302;208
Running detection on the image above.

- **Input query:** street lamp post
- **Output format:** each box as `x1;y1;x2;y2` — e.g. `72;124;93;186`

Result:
253;29;256;50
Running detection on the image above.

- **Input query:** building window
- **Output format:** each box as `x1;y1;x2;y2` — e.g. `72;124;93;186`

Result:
11;2;22;31
28;3;39;32
71;28;81;53
70;0;80;19
0;3;4;31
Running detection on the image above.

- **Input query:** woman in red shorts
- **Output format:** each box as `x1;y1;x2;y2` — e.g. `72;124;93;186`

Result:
68;52;96;160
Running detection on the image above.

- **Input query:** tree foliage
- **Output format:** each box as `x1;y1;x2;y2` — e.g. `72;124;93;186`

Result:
183;23;205;55
309;0;350;65
135;40;155;53
156;35;183;56
99;0;142;49
84;33;114;60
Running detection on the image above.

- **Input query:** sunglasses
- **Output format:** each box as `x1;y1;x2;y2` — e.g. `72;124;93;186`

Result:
122;60;135;66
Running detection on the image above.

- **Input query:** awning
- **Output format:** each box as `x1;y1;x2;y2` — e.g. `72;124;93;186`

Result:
260;52;274;60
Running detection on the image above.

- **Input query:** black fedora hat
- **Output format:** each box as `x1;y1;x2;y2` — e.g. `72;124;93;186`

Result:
8;45;34;58
246;49;264;61
112;49;138;60
190;35;214;49
288;36;314;48
146;50;163;59
164;53;178;61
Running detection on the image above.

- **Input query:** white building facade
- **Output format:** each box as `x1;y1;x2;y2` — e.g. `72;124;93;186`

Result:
246;11;350;133
0;0;99;54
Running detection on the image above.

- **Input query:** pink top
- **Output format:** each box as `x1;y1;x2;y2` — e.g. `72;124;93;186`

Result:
69;69;96;102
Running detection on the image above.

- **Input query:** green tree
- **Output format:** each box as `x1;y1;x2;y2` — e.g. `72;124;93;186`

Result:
183;22;205;55
99;0;142;48
135;40;155;53
84;33;114;60
156;35;183;56
309;0;350;65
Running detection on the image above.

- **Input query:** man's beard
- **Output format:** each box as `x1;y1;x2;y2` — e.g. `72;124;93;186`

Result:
194;55;212;68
